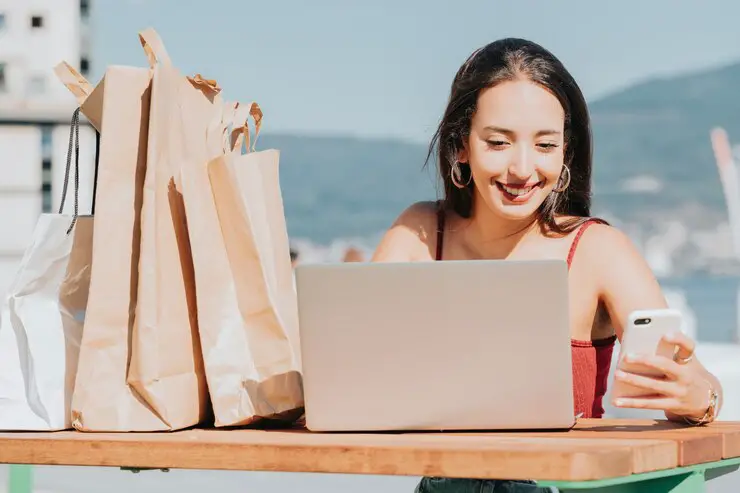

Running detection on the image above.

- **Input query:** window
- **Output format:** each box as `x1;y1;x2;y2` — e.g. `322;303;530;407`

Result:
30;15;43;29
40;126;53;212
41;181;52;212
80;57;90;74
41;125;53;160
41;161;53;212
0;63;6;93
80;0;90;17
27;75;45;96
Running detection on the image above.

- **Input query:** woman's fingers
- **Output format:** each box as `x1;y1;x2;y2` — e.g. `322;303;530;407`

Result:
622;354;685;380
614;369;684;397
613;395;679;410
662;331;696;364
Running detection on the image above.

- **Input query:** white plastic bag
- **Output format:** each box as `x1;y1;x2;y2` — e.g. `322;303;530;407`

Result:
0;109;95;430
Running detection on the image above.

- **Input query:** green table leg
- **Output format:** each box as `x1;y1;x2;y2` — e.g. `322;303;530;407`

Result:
647;471;705;493
8;465;33;493
548;471;705;492
539;457;740;492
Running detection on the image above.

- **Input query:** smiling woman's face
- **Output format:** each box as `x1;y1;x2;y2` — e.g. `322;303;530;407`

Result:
460;79;566;222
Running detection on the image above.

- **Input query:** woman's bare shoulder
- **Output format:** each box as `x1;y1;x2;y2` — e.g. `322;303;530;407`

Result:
570;221;660;290
371;201;441;262
573;221;637;262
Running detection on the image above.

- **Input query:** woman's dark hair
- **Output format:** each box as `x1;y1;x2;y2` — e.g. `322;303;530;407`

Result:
426;38;603;235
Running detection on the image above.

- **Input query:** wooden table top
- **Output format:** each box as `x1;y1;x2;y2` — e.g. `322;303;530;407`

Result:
0;419;739;482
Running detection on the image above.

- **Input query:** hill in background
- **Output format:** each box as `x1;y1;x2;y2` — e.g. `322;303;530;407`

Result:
265;61;740;272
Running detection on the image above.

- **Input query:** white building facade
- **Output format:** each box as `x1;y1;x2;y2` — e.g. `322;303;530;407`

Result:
0;0;96;298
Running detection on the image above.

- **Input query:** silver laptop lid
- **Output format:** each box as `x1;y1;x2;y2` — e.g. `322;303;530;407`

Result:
295;259;574;431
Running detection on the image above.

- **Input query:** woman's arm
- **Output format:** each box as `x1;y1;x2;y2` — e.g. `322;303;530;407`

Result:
372;202;438;262
584;224;723;422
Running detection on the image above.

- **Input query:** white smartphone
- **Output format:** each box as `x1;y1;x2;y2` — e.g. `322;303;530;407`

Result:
612;308;682;399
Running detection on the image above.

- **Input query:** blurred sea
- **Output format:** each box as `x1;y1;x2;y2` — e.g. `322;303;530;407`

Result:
292;234;740;344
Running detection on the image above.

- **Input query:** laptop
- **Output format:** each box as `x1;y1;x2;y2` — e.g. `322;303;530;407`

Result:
294;259;574;432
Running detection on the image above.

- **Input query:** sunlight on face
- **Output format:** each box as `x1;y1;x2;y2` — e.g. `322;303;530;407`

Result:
462;79;566;221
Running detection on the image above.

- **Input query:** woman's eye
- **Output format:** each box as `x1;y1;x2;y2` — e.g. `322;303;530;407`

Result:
486;140;509;148
537;143;559;151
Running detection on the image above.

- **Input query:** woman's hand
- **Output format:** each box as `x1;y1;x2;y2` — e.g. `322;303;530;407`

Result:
612;331;713;420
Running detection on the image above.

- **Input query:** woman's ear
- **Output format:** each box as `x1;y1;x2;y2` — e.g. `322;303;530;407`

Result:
457;144;469;164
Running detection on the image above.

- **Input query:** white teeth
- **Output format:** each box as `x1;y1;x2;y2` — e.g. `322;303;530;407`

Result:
501;184;534;196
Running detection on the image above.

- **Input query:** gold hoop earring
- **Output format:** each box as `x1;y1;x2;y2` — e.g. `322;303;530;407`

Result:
451;162;472;188
553;165;571;193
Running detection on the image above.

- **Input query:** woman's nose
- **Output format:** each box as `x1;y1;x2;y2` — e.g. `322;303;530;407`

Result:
508;146;534;180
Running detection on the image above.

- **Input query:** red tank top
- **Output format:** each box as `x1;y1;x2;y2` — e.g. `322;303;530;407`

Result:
434;208;616;419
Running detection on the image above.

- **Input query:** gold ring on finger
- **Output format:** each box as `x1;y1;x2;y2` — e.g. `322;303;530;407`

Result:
673;353;694;365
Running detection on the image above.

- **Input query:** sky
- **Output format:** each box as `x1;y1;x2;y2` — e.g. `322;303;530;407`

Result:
92;0;740;143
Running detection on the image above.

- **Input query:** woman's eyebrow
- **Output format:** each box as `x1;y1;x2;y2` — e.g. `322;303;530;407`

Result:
483;126;562;137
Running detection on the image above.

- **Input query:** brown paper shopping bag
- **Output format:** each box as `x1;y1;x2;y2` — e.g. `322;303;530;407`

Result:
203;103;304;427
0;110;93;431
54;56;198;431
126;28;211;426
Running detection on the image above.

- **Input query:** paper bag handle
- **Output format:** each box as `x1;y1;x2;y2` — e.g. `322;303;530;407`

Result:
232;102;263;153
138;27;171;67
208;101;264;155
53;62;93;104
188;73;221;95
58;108;81;233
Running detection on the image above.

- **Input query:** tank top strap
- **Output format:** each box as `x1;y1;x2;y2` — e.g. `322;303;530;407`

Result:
435;201;446;261
567;219;598;270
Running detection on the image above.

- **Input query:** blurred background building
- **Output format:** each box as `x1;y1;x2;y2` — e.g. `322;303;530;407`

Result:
0;0;96;298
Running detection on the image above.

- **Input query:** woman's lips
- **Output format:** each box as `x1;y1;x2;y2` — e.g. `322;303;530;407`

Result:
495;181;542;202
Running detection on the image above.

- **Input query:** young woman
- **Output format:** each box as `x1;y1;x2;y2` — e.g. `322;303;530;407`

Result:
372;38;723;492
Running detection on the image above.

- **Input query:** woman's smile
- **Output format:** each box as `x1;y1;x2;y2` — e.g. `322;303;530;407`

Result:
494;180;543;203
